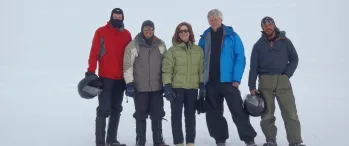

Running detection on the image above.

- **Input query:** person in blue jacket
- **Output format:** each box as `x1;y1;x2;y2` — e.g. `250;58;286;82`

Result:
198;9;257;146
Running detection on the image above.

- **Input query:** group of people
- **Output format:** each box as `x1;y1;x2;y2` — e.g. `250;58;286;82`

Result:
84;7;305;146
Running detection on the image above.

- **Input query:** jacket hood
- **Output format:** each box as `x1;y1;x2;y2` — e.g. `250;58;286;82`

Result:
200;24;235;38
135;32;162;46
261;28;287;39
172;40;193;49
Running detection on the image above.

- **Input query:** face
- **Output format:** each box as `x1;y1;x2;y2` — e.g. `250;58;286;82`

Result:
208;15;222;30
143;26;154;38
178;25;190;42
112;13;123;20
262;23;275;37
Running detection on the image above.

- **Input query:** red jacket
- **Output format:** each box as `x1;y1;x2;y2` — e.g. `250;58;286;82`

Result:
87;21;132;79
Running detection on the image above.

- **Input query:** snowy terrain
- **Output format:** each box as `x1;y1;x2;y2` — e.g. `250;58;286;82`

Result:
1;0;349;145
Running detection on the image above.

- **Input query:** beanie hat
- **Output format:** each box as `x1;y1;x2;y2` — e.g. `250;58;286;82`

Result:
110;8;124;21
261;16;275;27
141;20;155;31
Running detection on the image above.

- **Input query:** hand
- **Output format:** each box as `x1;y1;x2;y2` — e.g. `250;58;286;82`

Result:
198;82;206;99
88;78;103;88
282;74;289;78
163;84;176;102
250;89;260;95
85;72;96;78
126;82;135;98
232;82;240;87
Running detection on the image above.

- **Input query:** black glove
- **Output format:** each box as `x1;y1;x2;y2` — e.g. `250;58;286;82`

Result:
198;82;206;100
85;72;96;78
195;83;206;114
85;72;103;88
126;82;135;98
163;84;177;102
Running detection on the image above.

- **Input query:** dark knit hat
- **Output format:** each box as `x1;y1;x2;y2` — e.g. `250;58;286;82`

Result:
261;16;275;27
111;8;124;21
141;20;155;31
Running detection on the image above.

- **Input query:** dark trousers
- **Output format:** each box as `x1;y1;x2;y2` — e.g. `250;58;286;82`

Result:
95;77;125;145
205;82;257;144
171;88;198;145
133;90;166;145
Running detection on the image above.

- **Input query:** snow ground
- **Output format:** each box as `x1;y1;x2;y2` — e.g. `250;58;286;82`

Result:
1;0;349;145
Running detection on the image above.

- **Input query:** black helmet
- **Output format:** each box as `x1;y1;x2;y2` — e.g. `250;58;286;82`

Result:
78;74;103;99
243;92;265;117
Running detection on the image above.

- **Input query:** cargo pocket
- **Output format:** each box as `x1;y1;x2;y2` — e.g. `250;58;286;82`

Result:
276;75;292;90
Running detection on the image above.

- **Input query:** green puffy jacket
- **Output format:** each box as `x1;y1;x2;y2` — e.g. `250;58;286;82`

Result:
162;41;204;89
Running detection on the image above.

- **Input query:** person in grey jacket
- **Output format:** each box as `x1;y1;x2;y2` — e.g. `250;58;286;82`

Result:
123;20;169;146
248;16;305;146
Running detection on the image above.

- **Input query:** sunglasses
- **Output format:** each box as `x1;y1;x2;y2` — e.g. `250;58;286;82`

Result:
143;27;154;31
178;29;189;34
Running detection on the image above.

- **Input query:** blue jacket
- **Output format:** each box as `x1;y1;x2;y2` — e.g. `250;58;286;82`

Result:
198;24;246;85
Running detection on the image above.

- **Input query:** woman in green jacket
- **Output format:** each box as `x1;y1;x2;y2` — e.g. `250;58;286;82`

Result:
162;22;204;146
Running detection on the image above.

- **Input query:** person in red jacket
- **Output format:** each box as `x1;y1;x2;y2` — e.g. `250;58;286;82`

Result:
85;8;132;146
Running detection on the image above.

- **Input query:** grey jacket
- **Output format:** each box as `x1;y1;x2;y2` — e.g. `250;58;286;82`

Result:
248;30;299;90
123;33;167;92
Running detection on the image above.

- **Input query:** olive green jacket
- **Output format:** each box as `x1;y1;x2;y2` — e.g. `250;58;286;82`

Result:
162;41;204;89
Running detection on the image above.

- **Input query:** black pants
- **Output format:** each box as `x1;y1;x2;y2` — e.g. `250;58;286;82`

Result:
133;90;166;145
171;88;198;145
95;77;125;145
133;90;165;120
205;82;257;143
97;77;125;118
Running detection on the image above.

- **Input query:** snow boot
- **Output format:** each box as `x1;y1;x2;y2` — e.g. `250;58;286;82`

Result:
289;143;306;146
95;117;106;146
106;141;126;146
136;120;147;146
186;143;194;146
151;119;169;146
263;138;277;146
176;144;184;146
216;143;226;146
245;140;257;146
106;114;125;146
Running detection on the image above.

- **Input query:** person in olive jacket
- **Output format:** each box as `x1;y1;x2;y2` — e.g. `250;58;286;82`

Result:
162;22;205;146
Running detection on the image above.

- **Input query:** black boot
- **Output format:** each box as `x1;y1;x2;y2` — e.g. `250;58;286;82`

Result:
151;119;169;146
106;115;126;146
95;117;106;146
263;138;277;146
136;120;146;146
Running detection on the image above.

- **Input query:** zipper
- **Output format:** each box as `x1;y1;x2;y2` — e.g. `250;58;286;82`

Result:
148;46;152;91
188;49;191;88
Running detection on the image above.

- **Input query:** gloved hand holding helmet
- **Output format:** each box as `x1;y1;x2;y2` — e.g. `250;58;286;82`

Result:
78;72;103;99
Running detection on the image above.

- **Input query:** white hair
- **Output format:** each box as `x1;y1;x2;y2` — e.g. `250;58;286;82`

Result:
207;9;223;20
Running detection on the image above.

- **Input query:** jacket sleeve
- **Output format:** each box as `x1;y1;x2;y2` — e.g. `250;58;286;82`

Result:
87;29;101;73
198;37;205;52
123;41;136;84
284;39;299;78
248;44;259;90
232;33;246;83
198;46;204;83
162;47;175;85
